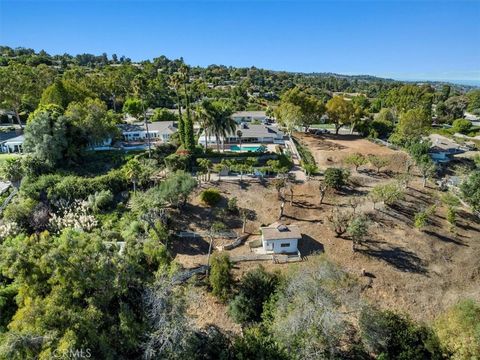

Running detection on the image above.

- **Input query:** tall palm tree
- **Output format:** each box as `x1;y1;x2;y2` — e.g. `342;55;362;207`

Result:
211;102;235;152
196;99;216;152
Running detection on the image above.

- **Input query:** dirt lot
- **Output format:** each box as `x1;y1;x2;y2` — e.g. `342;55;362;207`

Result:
172;134;480;333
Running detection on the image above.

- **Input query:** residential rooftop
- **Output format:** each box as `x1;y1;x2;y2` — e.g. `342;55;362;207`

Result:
261;222;302;241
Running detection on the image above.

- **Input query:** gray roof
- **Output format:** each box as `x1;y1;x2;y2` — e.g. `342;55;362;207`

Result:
261;222;302;241
2;135;24;144
0;131;20;142
232;111;267;118
119;121;177;134
229;124;284;138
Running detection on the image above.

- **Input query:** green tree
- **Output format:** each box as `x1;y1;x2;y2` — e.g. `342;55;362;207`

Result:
228;266;279;325
209;253;233;303
324;167;350;190
65;97;119;146
344;153;367;172
460;171;480;212
122;97;144;119
359;307;443;359
326;96;354;134
0;158;24;188
23;105;69;167
368;155;391;173
0;63;48;128
275;102;302;136
434;299;480;360
151;108;178;122
396;108;431;139
369;182;405;209
466;89;480;114
124;158;142;193
347;216;369;252
451;118;472;134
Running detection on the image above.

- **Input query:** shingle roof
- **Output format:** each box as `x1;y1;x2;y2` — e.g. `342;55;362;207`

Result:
261;222;302;241
118;121;177;134
230;124;284;138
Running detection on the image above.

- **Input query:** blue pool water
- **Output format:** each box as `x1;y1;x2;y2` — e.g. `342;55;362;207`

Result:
230;145;261;152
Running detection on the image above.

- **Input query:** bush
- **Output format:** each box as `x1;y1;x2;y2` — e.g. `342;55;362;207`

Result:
228;266;279;324
227;197;238;214
150;108;178;122
164;153;191;171
3;197;37;231
324;167;350;189
87;190;114;213
200;188;222;207
435;299;480;359
209;253;233;302
452;119;472;134
359;307;444;359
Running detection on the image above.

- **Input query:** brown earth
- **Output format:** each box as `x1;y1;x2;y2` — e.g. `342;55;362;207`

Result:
172;134;480;334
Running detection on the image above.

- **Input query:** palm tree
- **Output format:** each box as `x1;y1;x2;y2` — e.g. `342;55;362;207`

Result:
196;99;216;152
124;158;142;194
212;104;235;152
236;129;243;150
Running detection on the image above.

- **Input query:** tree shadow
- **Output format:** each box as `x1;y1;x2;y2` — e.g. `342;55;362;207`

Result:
359;244;428;274
283;214;323;223
292;200;322;210
171;235;211;256
298;234;324;256
423;230;467;246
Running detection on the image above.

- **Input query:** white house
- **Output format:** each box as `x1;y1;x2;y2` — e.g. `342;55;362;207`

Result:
261;222;301;254
231;111;267;124
0;135;24;153
198;123;284;146
120;121;177;143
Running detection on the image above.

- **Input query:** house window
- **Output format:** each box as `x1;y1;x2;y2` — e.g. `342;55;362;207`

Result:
280;243;290;248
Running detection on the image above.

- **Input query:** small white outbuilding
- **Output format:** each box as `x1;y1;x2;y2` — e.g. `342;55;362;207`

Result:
261;222;301;254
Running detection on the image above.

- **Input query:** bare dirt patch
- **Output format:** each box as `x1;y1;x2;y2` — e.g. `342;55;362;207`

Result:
172;135;480;327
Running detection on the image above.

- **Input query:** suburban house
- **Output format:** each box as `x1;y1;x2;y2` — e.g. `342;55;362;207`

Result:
261;222;302;254
120;121;177;143
0;135;24;153
428;134;465;164
231;111;267;124
198;123;285;146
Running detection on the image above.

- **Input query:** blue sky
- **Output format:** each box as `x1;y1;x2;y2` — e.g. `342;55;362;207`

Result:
1;0;479;82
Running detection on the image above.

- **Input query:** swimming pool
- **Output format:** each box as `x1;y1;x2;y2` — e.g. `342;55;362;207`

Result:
230;145;261;152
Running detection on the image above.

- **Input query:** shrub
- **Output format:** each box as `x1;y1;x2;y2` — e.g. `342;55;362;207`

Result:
228;266;279;324
414;211;428;230
3;197;37;231
227;197;238;214
359;307;444;359
87;190;114;213
434;299;480;359
200;188;222;207
324;167;350;190
209;253;233;302
451;119;472;134
164;153;191;171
